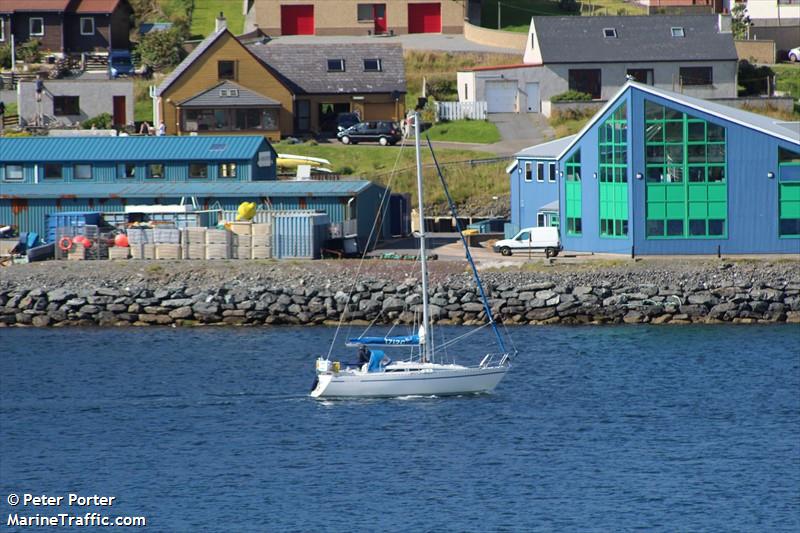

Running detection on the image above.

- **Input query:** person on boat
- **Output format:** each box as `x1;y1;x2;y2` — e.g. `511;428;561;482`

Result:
358;345;370;364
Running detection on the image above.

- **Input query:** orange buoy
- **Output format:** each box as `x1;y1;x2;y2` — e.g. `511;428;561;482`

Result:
58;236;73;251
114;234;129;247
82;239;93;249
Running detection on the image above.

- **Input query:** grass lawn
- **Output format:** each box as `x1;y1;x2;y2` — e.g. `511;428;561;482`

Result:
190;0;245;37
424;120;501;144
773;64;800;100
548;108;598;138
481;0;644;31
272;141;509;208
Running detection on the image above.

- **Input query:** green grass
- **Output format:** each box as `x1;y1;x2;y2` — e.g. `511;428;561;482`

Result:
133;77;156;122
272;141;509;208
5;102;17;115
548;107;598;137
424;120;501;144
774;64;800;100
190;0;245;37
481;0;645;31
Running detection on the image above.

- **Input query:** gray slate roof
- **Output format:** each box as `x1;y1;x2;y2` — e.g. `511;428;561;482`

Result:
177;81;280;108
246;42;406;95
515;135;577;159
532;15;738;64
156;29;228;97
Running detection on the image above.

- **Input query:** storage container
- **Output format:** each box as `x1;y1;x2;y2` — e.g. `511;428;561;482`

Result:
272;212;329;259
45;211;102;244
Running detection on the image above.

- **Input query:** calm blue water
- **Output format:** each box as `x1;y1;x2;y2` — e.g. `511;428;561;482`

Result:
1;325;798;532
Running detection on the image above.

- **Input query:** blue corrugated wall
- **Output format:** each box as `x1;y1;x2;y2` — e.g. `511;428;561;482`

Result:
510;159;559;229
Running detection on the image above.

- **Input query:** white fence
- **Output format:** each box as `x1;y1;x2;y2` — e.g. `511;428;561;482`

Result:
436;101;487;121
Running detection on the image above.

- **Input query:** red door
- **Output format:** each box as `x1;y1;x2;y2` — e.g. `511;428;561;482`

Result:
281;5;314;35
373;4;387;34
408;3;441;34
112;96;126;126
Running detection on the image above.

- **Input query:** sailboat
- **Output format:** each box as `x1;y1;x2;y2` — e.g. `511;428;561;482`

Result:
310;113;513;399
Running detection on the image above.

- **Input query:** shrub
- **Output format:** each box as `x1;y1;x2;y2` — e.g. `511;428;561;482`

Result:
559;0;580;13
335;165;354;175
16;39;41;64
137;28;184;70
550;90;593;102
0;44;11;69
738;60;774;96
81;113;113;129
426;78;458;101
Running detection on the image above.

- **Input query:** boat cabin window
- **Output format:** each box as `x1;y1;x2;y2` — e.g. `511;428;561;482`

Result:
516;231;530;241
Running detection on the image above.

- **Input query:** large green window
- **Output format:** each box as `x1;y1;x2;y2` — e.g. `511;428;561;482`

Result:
598;102;628;237
779;147;800;238
644;100;727;238
565;150;582;235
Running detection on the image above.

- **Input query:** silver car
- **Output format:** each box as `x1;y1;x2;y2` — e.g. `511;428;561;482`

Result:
789;46;800;62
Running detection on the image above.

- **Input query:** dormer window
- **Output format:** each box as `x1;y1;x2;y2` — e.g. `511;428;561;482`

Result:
327;59;345;72
363;58;381;72
671;27;685;37
603;28;617;38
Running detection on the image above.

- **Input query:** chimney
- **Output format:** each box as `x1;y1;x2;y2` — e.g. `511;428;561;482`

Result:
718;13;732;33
215;12;227;33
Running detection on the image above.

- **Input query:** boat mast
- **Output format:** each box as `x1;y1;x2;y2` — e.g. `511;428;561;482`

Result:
414;112;432;363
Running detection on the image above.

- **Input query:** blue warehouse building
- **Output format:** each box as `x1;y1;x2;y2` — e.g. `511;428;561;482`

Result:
0;136;389;250
508;82;800;255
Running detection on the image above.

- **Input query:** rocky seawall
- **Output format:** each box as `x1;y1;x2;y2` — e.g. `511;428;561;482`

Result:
1;259;799;327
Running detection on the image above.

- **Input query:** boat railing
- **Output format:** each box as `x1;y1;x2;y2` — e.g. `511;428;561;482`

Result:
479;353;511;368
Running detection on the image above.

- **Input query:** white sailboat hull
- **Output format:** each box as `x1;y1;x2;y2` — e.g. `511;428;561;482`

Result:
311;363;509;399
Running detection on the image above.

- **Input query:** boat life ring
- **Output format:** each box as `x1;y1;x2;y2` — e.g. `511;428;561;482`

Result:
58;236;73;251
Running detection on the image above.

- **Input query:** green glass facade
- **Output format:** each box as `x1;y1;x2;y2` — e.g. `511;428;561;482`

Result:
644;100;727;238
779;147;800;238
565;150;582;235
598;103;628;237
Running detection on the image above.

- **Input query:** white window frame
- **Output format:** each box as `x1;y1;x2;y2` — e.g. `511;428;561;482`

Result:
327;59;345;72
30;17;44;37
524;161;532;182
671;27;685;38
363;58;382;72
603;28;617;38
4;164;23;182
536;162;544;182
80;17;95;36
74;164;92;180
548;162;556;183
219;162;237;178
0;17;5;41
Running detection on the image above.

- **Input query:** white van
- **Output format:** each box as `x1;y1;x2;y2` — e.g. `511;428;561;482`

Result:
492;227;562;257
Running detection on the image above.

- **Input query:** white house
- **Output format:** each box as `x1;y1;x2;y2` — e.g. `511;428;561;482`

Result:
457;15;739;115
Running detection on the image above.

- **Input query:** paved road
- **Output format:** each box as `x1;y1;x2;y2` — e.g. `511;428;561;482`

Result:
259;33;522;55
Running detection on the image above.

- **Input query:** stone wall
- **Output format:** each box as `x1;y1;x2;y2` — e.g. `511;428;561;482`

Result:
2;265;798;327
463;22;527;52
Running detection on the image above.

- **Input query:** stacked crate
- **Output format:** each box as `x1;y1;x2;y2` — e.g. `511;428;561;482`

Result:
182;227;207;260
128;228;155;259
68;246;86;261
230;222;252;260
251;223;272;259
154;227;182;260
108;246;130;260
205;229;231;259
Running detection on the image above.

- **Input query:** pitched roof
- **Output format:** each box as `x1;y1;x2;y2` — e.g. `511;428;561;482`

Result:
0;0;71;12
177;81;281;108
156;29;229;97
72;0;122;13
515;135;577;159
556;81;800;160
532;15;738;64
0;135;272;163
1;181;374;199
246;42;406;95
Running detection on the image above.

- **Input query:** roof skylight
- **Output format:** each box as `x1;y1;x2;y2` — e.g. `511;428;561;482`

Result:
671;27;685;37
603;28;617;38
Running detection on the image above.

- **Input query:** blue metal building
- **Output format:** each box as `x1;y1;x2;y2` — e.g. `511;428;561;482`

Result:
0;136;389;249
510;82;800;254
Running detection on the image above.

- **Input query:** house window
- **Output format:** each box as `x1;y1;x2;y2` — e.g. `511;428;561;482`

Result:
53;96;79;116
0;18;5;41
644;99;727;239
148;163;164;179
565;150;581;236
80;17;94;35
218;60;235;80
44;163;62;179
680;67;713;86
327;59;345;72
524;161;532;182
219;163;237;178
568;69;601;99
536;162;544;182
189;163;208;179
778;147;800;237
364;58;382;72
4;164;23;181
121;163;136;178
603;28;617;38
671;27;685;37
74;164;92;179
30;17;44;36
537;213;545;226
627;69;654;85
548;163;556;182
357;4;374;21
530;34;534;49
598;102;629;238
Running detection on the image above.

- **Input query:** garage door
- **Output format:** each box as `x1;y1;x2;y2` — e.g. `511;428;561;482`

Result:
408;3;441;34
281;5;314;35
485;80;517;113
363;103;396;121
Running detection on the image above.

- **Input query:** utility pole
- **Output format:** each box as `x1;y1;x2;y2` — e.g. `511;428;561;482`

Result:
497;2;501;29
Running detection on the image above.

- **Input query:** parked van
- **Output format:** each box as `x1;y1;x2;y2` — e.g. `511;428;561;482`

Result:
492;227;561;257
